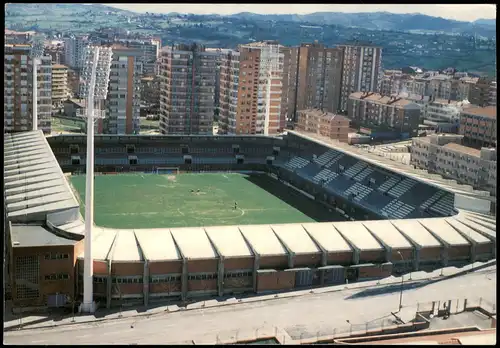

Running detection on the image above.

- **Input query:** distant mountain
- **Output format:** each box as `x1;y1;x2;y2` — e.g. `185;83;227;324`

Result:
474;18;496;26
5;3;135;16
229;11;496;37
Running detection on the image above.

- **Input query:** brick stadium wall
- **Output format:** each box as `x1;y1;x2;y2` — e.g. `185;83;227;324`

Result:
224;276;253;290
447;245;471;260
256;270;296;292
111;262;144;276
419;247;443;261
293;253;322;268
475;242;494;259
187;259;218;273
359;249;386;263
222;257;254;271
356;263;393;280
259;255;289;269
327;251;354;265
391;248;413;262
112;283;143;296
148;260;183;275
188;279;218;292
149;281;181;295
93;282;107;296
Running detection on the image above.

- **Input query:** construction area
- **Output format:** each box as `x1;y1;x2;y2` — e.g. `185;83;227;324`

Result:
69;172;345;229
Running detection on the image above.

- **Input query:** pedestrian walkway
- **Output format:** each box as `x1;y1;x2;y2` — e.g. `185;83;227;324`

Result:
4;261;495;332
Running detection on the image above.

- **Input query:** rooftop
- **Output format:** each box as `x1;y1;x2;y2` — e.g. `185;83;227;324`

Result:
298;109;350;122
349;92;416;108
442;143;481;157
461;106;496;119
52;64;67;69
271;224;321;255
418;218;470;246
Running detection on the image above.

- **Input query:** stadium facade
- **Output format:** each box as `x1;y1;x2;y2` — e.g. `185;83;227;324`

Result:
4;130;496;310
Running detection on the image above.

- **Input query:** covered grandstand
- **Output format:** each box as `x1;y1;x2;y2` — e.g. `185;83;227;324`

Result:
4;130;497;309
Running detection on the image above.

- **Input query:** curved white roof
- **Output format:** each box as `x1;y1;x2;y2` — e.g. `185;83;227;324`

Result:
239;224;287;257
390;219;442;248
419;218;470;246
170;227;217;260
205;226;253;258
333;221;383;251
302;223;352;253
134;229;181;261
271;224;321;255
363;220;412;249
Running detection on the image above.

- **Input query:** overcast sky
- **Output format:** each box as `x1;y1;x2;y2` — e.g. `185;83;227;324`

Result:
103;4;496;22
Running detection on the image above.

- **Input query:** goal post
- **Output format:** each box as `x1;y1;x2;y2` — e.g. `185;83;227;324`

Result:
156;167;180;175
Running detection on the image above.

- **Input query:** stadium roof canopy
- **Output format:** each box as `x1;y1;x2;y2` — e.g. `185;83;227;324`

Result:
362;220;413;249
302;223;352;253
205;226;253;258
334;222;383;251
4;131;80;224
271;224;322;255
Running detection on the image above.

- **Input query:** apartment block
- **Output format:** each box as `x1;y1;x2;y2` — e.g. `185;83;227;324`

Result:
218;41;285;135
459;106;497;148
296;109;350;142
159;44;217;135
218;49;240;134
339;45;382;112
421;98;472;133
140;76;160;116
5;44;52;133
295;42;344;117
469;77;494;107
411;134;496;195
280;46;299;126
113;38;161;76
51;64;69;107
63;35;88;69
348;92;420;138
102;45;143;135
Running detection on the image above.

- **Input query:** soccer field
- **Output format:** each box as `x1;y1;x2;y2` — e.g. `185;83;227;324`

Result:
69;172;346;229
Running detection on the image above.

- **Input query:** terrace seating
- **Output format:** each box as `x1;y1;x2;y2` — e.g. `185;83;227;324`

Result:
343;161;367;179
325;154;344;168
284;156;310;171
312;168;338;185
353;166;374;182
296;162;322;180
429;193;455;216
420;190;446;211
314;150;339;166
325;174;355;193
344;182;373;202
387;178;417;198
380;199;415;219
378;176;400;193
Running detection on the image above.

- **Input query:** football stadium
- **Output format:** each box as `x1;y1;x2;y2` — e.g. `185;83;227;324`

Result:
4;130;497;309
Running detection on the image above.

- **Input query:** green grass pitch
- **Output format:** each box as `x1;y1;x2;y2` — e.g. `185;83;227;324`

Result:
69;172;346;229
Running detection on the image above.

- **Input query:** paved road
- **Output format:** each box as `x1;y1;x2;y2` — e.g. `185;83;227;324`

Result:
4;270;496;345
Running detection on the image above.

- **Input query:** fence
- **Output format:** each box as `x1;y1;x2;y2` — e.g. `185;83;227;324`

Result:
204;296;496;345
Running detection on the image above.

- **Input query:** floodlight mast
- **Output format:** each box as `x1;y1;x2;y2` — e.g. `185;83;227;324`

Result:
78;46;112;313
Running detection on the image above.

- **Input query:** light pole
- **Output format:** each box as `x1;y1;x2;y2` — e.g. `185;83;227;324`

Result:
397;251;404;312
346;320;352;335
77;45;113;314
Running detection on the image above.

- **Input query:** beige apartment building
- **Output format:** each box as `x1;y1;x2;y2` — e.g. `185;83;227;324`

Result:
296;109;350;142
459;106;497;148
295;42;344;116
5;43;52;133
159;43;218;135
218;41;285;135
348;92;421;137
51;64;69;107
411;134;496;195
339;45;382;113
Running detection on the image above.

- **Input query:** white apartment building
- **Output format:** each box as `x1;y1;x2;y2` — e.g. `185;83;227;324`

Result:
114;38;161;76
411;134;496;195
489;81;497;107
339;45;382;112
218;49;240;134
63;35;88;69
4;44;52;133
51;64;68;107
422;98;472;124
103;45;143;135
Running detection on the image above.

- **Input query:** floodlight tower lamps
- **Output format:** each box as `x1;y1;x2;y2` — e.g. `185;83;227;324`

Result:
78;46;112;313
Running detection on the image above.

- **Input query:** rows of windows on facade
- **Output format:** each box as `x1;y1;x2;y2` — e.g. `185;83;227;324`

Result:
4;33;496;138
